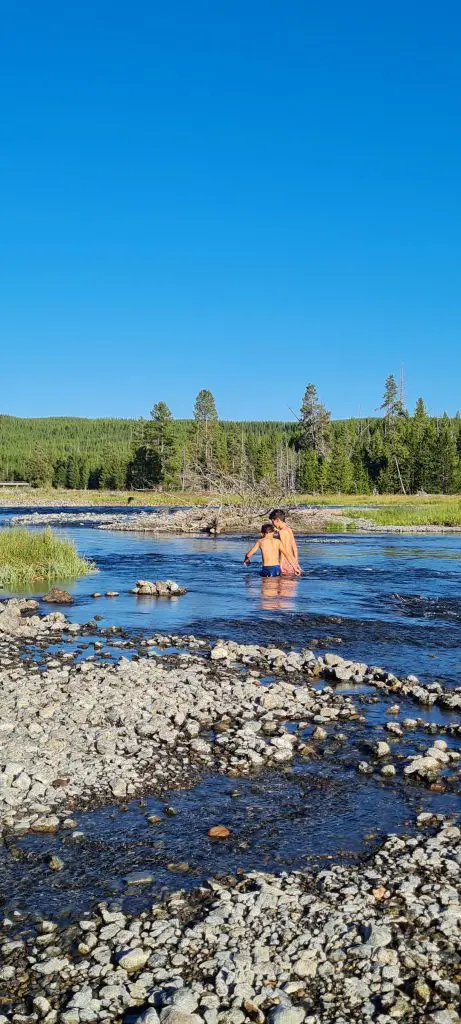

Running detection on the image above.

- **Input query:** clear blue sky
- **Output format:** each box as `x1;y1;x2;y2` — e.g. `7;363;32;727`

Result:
1;1;460;421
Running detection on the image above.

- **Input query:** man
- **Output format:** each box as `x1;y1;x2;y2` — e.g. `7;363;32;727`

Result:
244;523;301;577
269;509;301;576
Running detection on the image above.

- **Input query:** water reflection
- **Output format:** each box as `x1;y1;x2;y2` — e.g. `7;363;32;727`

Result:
260;575;299;610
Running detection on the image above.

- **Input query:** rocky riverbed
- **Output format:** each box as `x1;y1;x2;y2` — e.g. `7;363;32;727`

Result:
0;599;460;1023
2;818;460;1023
1;599;461;835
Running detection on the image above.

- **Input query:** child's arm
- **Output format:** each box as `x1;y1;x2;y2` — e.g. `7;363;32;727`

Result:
279;539;301;576
244;540;260;565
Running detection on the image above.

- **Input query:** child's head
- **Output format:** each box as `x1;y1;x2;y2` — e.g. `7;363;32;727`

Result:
261;523;275;536
269;508;286;526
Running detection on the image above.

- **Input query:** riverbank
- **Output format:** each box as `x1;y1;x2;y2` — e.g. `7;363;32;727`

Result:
0;601;460;1023
4;492;461;533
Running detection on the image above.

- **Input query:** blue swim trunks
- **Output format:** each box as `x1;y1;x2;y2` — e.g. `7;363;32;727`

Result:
261;565;281;577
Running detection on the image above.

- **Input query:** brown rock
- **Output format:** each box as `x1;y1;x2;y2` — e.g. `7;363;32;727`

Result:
373;885;390;902
208;825;232;840
42;589;73;604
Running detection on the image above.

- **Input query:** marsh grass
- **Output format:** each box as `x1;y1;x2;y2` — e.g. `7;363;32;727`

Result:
0;528;96;587
357;500;461;527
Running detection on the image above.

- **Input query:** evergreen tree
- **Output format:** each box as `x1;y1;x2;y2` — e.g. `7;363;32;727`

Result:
25;451;54;487
327;434;353;492
193;389;218;473
148;402;177;483
298;384;331;457
298;450;319;492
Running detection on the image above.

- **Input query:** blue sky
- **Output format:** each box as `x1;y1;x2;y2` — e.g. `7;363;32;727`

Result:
1;1;460;421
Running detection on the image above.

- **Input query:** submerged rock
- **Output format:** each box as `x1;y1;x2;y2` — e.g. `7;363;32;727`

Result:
42;588;74;604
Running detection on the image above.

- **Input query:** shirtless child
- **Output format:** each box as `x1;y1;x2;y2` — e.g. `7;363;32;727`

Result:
243;523;301;577
269;509;302;576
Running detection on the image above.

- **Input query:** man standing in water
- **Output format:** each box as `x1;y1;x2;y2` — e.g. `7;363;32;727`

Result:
269;509;302;576
244;523;301;577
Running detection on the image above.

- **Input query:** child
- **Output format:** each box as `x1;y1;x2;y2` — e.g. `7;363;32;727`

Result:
269;508;302;576
243;523;301;577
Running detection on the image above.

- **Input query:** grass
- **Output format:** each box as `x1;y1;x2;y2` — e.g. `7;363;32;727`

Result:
356;500;461;528
0;528;96;588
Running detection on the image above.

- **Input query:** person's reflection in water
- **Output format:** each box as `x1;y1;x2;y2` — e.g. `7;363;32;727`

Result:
260;574;298;611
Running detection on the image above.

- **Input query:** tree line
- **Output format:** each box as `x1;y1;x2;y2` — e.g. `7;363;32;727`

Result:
1;376;461;494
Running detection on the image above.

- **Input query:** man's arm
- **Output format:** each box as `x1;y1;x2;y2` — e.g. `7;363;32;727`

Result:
290;529;299;563
279;539;301;576
244;540;260;565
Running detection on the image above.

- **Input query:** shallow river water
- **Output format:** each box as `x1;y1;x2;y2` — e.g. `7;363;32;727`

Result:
2;509;461;686
1;509;460;923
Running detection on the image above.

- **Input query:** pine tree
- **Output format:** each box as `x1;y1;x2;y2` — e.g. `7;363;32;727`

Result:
298;384;331;457
193;389;218;472
149;402;177;482
327;434;353;492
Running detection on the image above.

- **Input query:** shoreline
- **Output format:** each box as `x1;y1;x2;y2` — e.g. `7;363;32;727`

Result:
6;504;461;534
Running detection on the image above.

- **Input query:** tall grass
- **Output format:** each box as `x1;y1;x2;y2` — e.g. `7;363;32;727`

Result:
358;501;461;527
0;528;96;587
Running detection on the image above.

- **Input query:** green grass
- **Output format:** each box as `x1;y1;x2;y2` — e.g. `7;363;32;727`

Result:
357;500;461;527
0;528;96;587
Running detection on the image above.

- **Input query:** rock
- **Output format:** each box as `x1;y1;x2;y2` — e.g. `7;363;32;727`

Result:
33;996;51;1016
33;956;69;975
312;726;327;740
381;764;396;777
48;855;65;871
413;980;431;1004
375;741;391;758
139;1011;161;1024
160;1011;203;1024
30;815;60;833
125;871;154;885
42;589;73;604
363;923;393;948
161;988;199;1013
404;755;442;777
208;825;232;839
132;580;187;597
373;886;390;901
116;948;149;973
267;1008;305;1024
105;591;119;597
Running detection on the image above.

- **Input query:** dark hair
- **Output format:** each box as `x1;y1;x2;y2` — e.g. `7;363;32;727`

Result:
269;509;286;522
261;522;275;535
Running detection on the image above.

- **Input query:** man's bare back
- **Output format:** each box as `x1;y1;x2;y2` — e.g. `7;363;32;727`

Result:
269;510;301;576
244;523;301;577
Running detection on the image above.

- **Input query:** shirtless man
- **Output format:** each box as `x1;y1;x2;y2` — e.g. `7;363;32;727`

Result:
243;523;301;577
269;509;301;576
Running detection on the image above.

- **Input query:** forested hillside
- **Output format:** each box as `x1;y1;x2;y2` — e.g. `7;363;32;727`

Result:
1;378;461;494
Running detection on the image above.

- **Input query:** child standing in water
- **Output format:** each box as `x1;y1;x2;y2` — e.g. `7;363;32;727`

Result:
243;523;301;577
269;509;302;576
